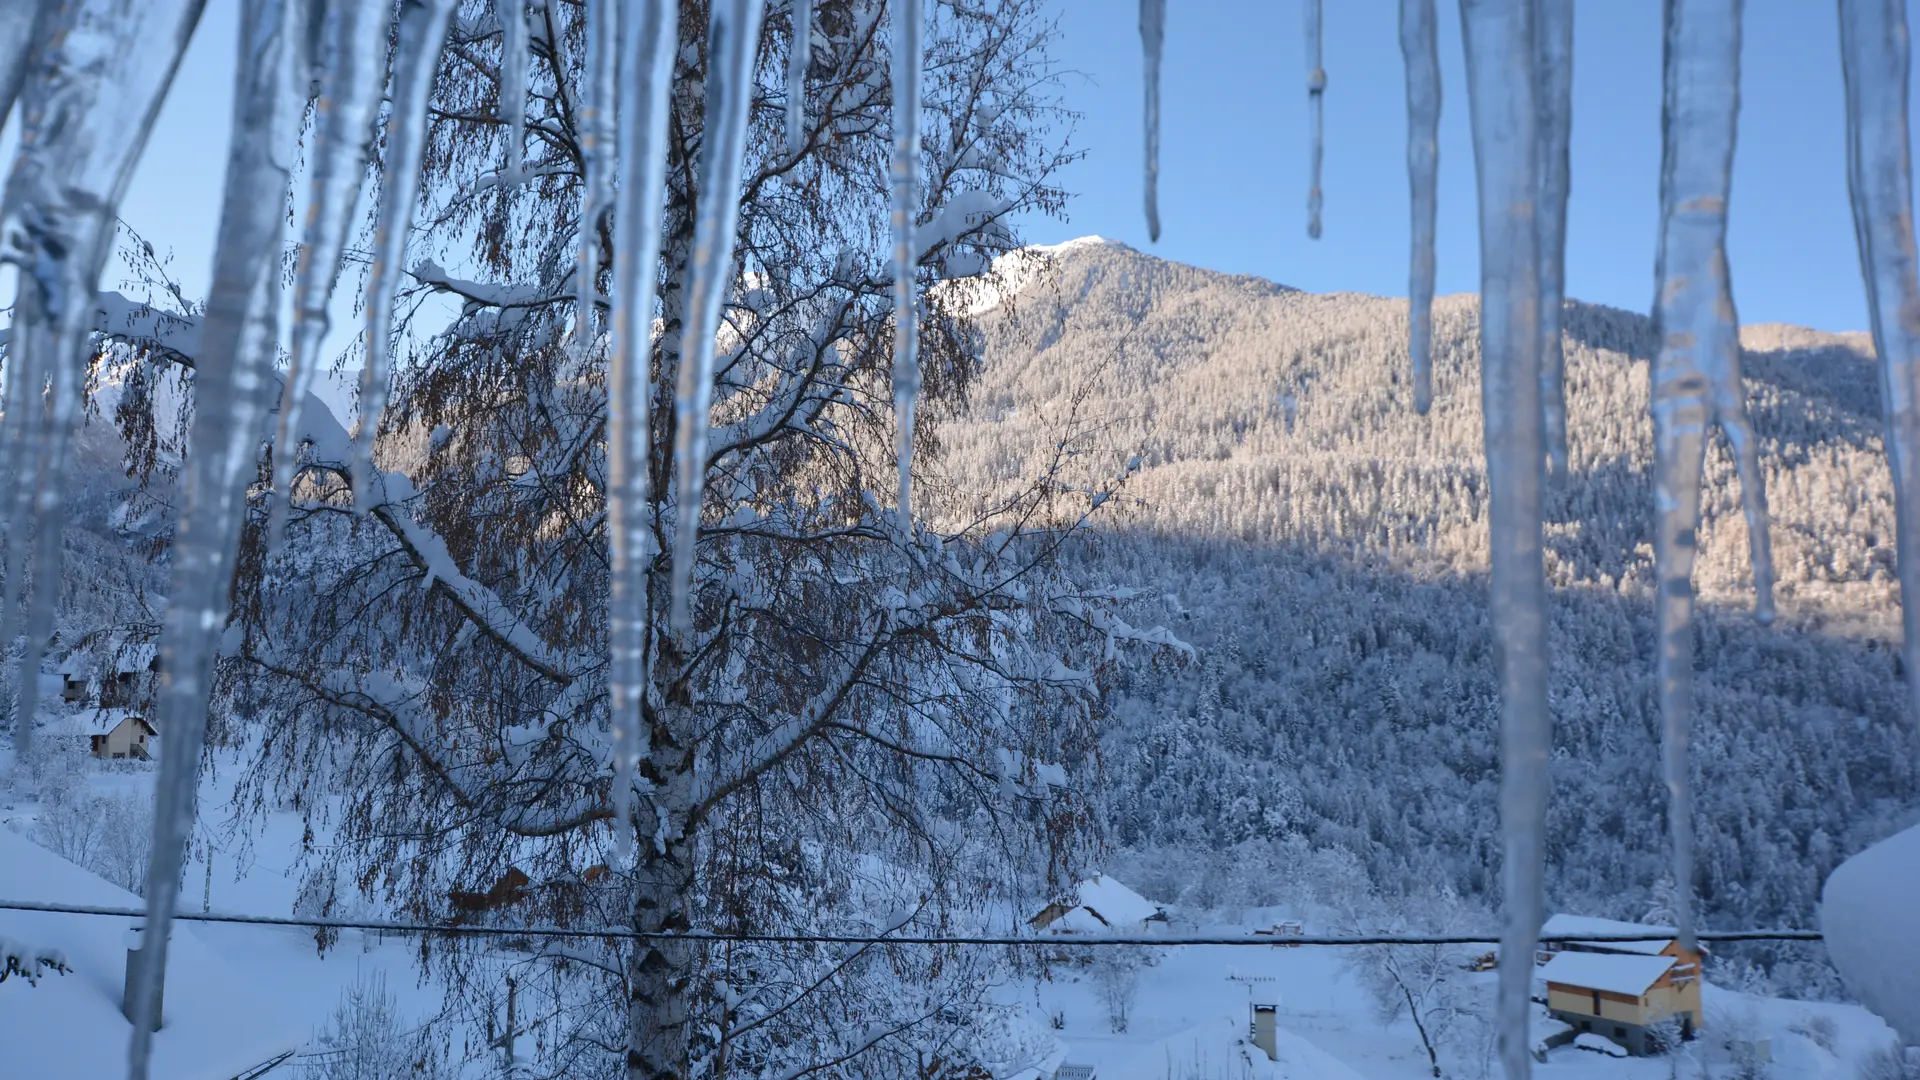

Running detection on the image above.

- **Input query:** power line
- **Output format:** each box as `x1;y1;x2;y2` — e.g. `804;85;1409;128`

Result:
0;899;1824;947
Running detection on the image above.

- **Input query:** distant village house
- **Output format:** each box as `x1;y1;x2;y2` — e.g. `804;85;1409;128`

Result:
1537;914;1705;1055
82;710;157;761
58;639;159;709
1028;875;1167;934
46;634;163;763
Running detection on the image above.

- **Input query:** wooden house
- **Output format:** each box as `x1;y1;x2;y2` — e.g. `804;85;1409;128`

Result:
83;709;157;761
1537;915;1705;1054
1028;875;1167;934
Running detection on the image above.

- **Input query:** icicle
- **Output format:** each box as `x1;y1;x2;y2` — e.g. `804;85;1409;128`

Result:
0;325;48;757
1536;0;1572;476
353;0;460;509
0;0;56;130
1140;0;1164;242
785;0;812;156
129;0;307;1072
1839;0;1920;725
0;0;202;773
1652;0;1775;958
1400;0;1439;414
496;0;528;180
0;1;55;692
1456;2;1547;1078
609;0;678;867
1305;0;1325;239
268;0;391;549
890;0;924;521
576;0;617;363
668;0;767;631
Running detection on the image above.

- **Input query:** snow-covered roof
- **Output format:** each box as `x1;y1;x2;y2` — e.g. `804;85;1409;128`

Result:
0;828;305;1079
1539;951;1677;996
78;710;154;738
1046;906;1115;934
1076;875;1162;927
1541;913;1685;956
1034;875;1165;933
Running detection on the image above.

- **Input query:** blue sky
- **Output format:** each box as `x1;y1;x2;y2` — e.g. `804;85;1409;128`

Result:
1024;0;1881;333
10;0;1905;336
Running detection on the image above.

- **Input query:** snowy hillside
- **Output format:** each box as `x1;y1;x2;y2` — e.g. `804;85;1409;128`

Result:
939;240;1920;992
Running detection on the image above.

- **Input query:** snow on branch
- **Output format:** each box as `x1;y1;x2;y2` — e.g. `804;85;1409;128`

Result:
253;656;610;839
0;289;201;367
369;501;587;685
0;936;71;986
284;399;594;685
1048;592;1195;660
407;258;570;313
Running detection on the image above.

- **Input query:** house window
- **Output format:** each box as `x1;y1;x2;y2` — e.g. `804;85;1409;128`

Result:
1592;990;1602;1015
1614;1026;1626;1040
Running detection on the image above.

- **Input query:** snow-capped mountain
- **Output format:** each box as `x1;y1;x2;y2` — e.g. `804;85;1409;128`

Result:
940;239;1918;994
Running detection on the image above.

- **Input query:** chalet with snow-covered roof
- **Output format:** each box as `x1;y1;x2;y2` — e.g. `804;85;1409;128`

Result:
80;709;157;761
1028;875;1167;934
1537;914;1705;1053
0;828;304;1079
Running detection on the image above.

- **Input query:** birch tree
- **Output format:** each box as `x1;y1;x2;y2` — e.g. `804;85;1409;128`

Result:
204;2;1143;1077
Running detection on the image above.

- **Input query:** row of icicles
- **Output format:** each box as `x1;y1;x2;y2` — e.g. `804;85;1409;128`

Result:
0;1;916;1077
1134;0;1920;1076
2;1;1918;1078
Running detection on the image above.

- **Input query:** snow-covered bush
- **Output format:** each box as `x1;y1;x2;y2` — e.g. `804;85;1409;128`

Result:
1089;950;1143;1034
1712;1006;1775;1080
1793;1014;1841;1055
32;788;151;894
300;972;450;1080
1340;886;1492;1079
0;936;70;986
1858;1044;1920;1080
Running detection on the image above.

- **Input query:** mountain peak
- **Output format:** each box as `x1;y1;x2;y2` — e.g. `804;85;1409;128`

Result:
1024;235;1131;256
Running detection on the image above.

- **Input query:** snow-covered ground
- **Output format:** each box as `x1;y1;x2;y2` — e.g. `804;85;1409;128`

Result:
0;742;447;1078
1017;907;1904;1080
2;745;1909;1079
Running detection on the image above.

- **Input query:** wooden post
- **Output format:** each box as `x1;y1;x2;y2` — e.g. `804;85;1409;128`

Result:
502;975;517;1074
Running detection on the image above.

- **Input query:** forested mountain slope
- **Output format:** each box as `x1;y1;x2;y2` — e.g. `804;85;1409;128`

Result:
937;238;1920;992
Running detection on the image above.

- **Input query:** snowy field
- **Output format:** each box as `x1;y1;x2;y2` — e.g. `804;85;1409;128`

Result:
2;745;1907;1079
1017;908;1901;1080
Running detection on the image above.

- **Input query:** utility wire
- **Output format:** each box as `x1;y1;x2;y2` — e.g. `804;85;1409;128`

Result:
0;899;1824;947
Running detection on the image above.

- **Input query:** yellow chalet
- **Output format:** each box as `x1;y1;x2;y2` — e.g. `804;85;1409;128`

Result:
1537;914;1705;1055
82;709;157;761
